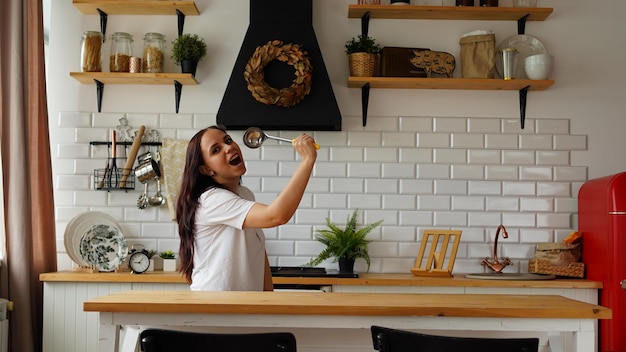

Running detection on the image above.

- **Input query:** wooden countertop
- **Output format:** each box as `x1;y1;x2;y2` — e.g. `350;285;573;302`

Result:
40;271;603;289
83;290;611;319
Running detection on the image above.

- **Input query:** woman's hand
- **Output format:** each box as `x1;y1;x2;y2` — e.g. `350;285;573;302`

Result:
292;133;317;162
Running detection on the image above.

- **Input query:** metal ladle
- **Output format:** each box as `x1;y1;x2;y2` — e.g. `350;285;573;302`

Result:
242;127;320;149
148;177;166;207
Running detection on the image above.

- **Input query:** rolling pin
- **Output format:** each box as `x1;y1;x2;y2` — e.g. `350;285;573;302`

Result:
119;125;145;188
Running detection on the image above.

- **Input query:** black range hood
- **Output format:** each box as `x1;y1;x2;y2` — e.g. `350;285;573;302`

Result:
217;0;342;131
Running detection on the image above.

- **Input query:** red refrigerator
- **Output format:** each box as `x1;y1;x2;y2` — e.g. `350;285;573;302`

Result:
579;172;626;352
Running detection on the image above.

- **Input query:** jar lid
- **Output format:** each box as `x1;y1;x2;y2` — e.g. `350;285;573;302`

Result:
110;32;133;40
143;32;165;40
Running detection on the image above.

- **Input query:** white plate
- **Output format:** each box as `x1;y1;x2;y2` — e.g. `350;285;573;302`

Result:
495;34;548;79
63;211;124;269
79;223;128;272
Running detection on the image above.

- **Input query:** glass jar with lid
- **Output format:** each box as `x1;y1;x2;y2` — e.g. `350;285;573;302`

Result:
109;32;133;72
80;31;103;72
142;33;166;73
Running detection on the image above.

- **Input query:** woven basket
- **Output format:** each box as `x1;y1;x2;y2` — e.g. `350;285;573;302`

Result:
528;259;585;278
349;52;378;77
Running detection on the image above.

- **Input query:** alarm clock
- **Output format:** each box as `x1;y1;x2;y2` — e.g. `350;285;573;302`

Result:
128;247;151;274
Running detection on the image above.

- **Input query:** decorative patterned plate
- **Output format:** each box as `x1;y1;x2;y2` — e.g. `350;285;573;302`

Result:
79;223;128;272
64;211;124;269
495;34;548;79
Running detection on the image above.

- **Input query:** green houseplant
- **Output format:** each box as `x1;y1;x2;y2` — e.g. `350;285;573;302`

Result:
345;34;381;77
159;250;177;272
306;209;383;274
171;33;207;76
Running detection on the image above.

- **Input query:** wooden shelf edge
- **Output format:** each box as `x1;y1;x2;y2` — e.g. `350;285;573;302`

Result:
347;76;553;91
70;72;198;85
72;0;200;15
348;4;552;21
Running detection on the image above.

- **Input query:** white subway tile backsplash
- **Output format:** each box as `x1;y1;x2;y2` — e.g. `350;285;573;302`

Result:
314;194;348;209
382;163;415;178
553;135;587;150
520;166;553;180
382;132;416;147
434;180;468;195
52;115;589;273
485;134;518;149
365;147;399;162
502;150;535;165
452;196;485;210
520;135;552;150
468;150;500;164
399;148;432;164
433;117;467;132
485;165;518;180
554;166;587;181
451;133;484;148
451;165;484;180
434;149;466;163
348;162;381;177
536;151;570;166
399;116;433;132
348;132;382;146
417;133;450;148
536;119;569;134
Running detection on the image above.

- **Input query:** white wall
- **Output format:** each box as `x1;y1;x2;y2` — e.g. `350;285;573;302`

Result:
47;0;626;273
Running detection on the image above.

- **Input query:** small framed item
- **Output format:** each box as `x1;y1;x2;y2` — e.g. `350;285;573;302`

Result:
380;47;429;78
128;245;151;274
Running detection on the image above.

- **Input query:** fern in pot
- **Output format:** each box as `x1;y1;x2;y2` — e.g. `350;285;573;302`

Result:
306;209;383;274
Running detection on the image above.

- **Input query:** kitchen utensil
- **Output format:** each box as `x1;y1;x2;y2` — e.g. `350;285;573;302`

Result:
109;130;118;188
135;159;161;184
137;151;153;164
148;176;166;207
242;127;320;150
119;125;145;188
137;182;149;209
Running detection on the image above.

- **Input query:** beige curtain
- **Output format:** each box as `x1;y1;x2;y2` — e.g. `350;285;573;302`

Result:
0;1;58;352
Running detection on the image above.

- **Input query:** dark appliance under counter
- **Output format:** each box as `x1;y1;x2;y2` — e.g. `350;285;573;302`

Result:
270;266;358;292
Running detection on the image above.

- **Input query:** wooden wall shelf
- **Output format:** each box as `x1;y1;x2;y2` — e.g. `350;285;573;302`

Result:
348;77;553;91
348;5;552;21
70;72;198;85
72;0;200;15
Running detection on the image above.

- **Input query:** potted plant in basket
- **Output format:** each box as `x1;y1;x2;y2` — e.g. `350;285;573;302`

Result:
159;250;177;272
345;34;381;77
171;33;207;76
305;209;383;274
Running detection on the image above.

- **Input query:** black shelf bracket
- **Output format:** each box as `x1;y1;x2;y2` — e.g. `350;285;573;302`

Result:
95;79;104;113
174;80;183;113
361;11;370;37
176;9;186;37
517;14;530;34
97;8;108;41
519;85;530;129
361;83;370;127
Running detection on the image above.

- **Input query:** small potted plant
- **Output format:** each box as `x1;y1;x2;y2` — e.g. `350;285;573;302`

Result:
171;33;207;76
306;209;383;274
345;34;381;77
159;250;177;272
146;249;157;272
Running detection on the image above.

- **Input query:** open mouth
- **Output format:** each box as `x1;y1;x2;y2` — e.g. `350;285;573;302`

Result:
229;155;242;166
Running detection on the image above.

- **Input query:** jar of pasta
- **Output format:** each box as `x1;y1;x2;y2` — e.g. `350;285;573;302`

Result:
142;33;166;73
80;31;103;72
109;32;133;72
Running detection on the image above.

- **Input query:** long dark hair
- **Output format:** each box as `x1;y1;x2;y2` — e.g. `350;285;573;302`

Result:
176;125;227;283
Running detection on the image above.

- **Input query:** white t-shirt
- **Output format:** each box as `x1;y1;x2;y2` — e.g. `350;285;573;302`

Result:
189;185;266;291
